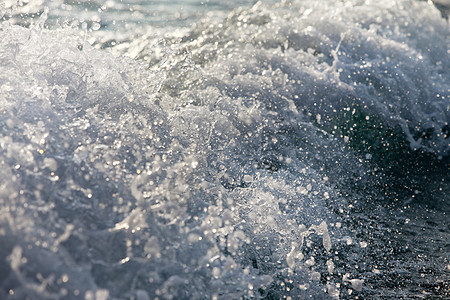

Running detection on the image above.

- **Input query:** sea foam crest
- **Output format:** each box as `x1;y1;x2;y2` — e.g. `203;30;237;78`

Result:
120;0;449;156
0;0;448;299
0;6;352;300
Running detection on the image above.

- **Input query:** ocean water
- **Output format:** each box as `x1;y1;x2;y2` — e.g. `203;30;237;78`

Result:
0;0;449;299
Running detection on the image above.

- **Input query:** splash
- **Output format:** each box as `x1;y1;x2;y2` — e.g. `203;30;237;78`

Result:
0;0;449;299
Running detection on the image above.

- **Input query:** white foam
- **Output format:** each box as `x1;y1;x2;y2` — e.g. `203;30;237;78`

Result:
0;0;448;299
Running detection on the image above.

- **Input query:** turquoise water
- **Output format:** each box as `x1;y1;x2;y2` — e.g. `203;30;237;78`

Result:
5;0;276;29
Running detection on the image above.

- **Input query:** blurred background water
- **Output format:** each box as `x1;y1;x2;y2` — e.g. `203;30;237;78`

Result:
4;0;277;29
3;0;449;29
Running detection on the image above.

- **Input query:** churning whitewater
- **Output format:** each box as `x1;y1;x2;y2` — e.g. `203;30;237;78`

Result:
0;0;449;299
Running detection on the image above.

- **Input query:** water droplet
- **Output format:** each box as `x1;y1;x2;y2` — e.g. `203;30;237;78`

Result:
92;22;101;31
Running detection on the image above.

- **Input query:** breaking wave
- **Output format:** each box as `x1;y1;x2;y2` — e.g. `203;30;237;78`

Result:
0;0;448;299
